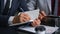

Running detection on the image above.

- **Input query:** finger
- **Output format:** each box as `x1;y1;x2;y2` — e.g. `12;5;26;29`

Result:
23;17;30;22
37;19;41;25
35;19;40;26
23;13;31;20
41;11;46;16
20;17;28;22
32;19;39;27
22;16;30;21
31;20;36;27
20;17;24;22
31;23;35;27
26;16;31;20
23;19;27;22
38;14;42;19
20;16;26;22
20;13;31;20
38;14;44;20
31;22;35;27
24;16;30;20
34;20;38;25
20;16;30;22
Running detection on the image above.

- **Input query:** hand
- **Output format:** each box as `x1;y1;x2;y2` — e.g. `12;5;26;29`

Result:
38;11;46;20
12;13;31;24
19;13;31;22
31;19;41;27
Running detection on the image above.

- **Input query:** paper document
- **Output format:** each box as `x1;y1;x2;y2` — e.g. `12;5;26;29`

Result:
24;9;39;20
19;25;59;34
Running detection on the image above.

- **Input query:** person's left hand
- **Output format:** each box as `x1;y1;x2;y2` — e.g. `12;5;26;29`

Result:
31;11;46;27
31;19;41;27
38;11;47;20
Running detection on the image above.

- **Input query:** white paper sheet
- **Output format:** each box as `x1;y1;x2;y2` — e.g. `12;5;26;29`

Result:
24;9;39;20
19;25;59;34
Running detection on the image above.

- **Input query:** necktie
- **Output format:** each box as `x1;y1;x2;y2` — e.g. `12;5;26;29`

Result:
3;0;10;15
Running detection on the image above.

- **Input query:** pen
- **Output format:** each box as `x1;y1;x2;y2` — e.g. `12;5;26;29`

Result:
20;8;25;12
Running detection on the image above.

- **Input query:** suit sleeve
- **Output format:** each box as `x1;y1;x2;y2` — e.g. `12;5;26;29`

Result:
37;0;45;10
0;15;10;27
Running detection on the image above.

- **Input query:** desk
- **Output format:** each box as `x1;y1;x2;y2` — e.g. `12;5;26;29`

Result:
18;25;59;34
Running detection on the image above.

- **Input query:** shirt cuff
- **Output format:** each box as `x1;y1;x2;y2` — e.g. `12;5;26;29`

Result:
8;16;15;26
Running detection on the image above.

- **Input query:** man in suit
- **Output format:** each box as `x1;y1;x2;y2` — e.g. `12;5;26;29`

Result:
0;0;42;34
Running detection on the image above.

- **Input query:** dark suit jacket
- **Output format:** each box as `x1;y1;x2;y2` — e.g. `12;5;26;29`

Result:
0;0;29;34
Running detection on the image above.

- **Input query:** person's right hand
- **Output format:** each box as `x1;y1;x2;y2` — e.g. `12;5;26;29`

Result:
19;13;31;22
12;13;31;24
